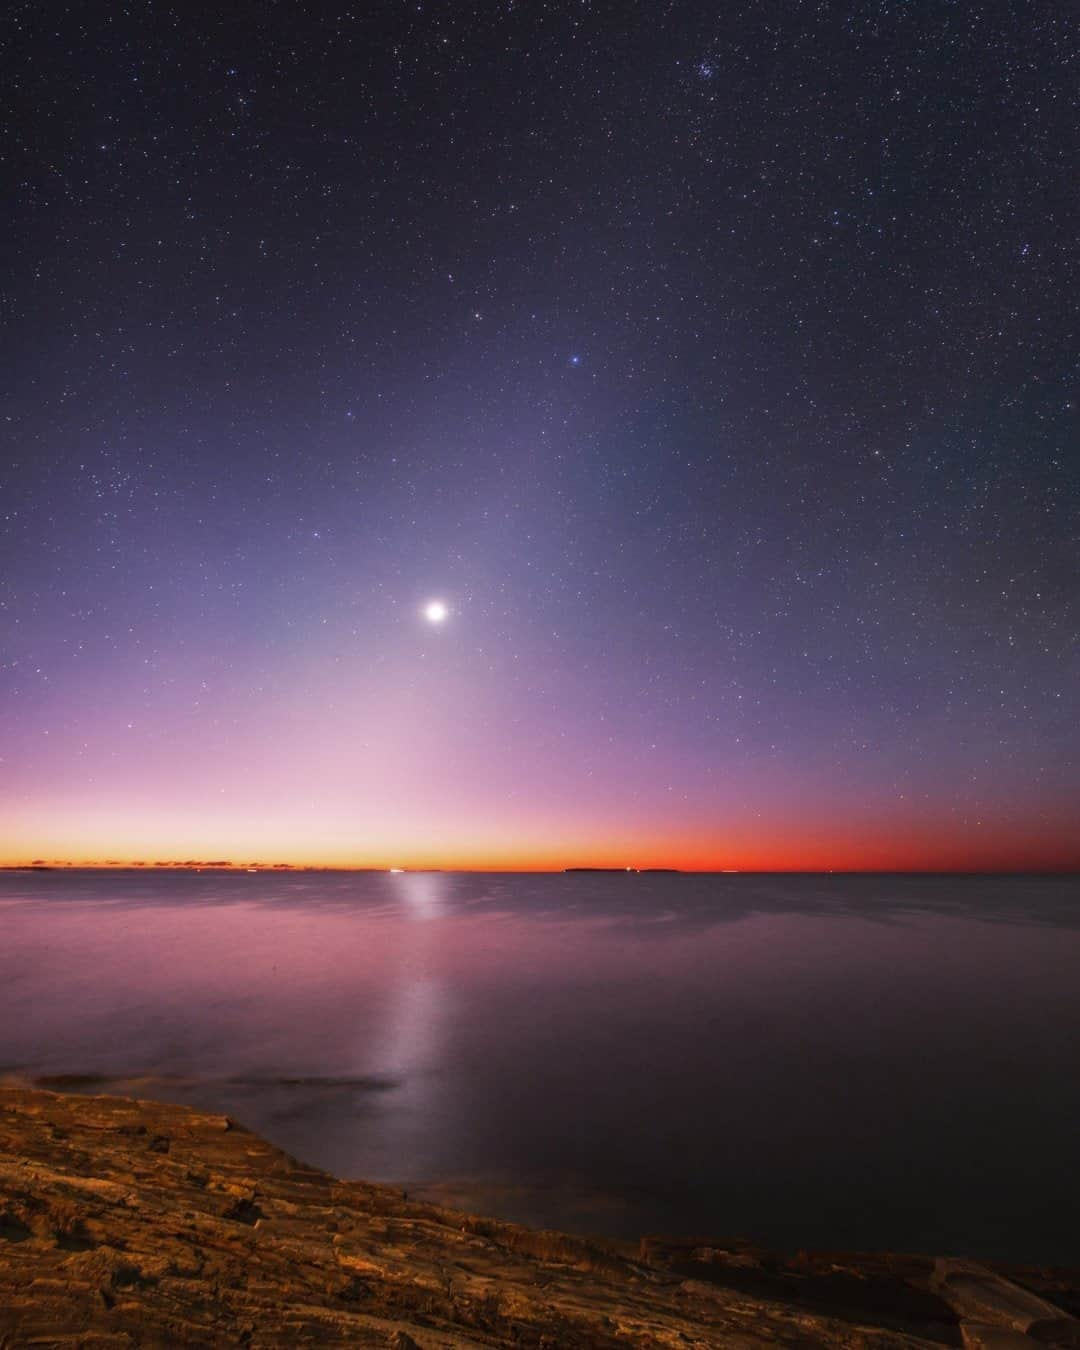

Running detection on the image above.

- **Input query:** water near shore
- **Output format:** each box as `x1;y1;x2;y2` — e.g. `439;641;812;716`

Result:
2;870;1078;1264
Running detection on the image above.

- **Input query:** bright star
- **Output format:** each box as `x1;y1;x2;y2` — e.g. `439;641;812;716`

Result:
423;600;448;624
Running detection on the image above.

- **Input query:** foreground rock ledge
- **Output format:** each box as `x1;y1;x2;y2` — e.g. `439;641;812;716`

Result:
2;1091;1078;1348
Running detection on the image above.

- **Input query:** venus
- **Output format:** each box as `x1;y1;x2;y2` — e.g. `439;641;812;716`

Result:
423;599;448;624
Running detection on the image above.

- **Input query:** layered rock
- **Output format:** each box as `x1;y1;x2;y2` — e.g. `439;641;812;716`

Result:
1;1088;1077;1347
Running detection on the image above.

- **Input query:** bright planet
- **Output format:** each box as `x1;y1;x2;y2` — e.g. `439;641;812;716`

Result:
423;599;448;624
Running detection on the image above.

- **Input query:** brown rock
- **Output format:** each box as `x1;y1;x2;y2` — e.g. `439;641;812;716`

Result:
0;1088;1075;1348
932;1259;1078;1340
961;1322;1043;1349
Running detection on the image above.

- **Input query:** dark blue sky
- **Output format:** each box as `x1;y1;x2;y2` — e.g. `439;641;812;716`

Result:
3;1;1077;867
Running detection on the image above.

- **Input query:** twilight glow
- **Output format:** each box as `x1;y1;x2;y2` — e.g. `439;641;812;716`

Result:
3;6;1077;873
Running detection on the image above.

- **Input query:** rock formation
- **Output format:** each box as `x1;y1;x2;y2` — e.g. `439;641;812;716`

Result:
1;1088;1078;1347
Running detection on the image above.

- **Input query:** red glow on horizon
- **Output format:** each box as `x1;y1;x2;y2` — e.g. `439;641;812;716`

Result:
4;821;1077;875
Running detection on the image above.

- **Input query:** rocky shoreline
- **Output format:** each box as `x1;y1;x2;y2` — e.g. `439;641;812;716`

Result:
1;1089;1077;1347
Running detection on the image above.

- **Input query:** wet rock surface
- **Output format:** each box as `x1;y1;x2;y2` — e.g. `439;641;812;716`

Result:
1;1089;1078;1348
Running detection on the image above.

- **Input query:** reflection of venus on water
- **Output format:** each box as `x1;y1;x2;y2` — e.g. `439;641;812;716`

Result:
389;870;446;921
2;871;1080;1263
360;871;450;1178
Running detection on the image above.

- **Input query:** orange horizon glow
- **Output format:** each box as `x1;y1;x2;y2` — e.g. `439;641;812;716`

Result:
5;863;1078;873
5;706;1076;878
4;830;1078;875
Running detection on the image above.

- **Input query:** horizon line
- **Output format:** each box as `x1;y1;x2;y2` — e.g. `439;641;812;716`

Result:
3;862;1079;876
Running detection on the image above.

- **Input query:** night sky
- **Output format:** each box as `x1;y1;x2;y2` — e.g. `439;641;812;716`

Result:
4;2;1077;870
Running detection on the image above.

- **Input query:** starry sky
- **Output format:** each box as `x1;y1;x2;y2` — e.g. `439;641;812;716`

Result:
3;1;1078;870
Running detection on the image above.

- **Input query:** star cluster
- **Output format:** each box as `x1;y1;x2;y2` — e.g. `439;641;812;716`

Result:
2;2;1077;869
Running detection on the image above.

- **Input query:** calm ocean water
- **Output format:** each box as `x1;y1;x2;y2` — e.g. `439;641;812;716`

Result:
2;870;1078;1263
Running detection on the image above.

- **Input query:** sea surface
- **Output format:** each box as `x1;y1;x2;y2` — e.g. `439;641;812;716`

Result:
2;870;1078;1264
